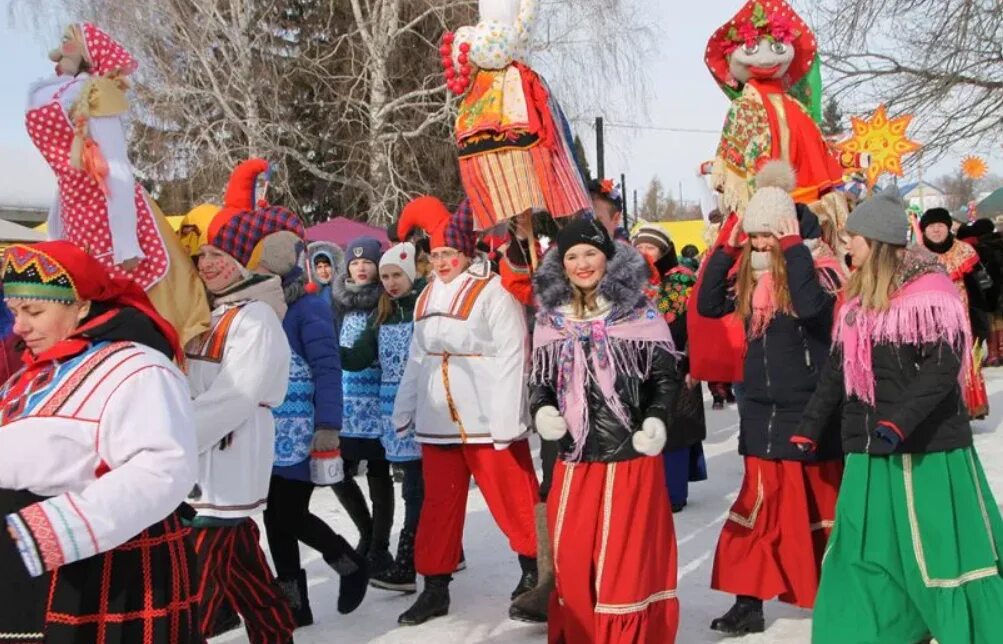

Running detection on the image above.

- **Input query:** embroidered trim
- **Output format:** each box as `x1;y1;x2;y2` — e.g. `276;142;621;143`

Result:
552;463;575;578
727;466;765;529
594;589;678;615
903;453;1000;588
186;306;242;362
415;274;495;321
969;452;1000;562
594;463;616;596
18;504;63;572
6;514;43;578
188;498;267;512
38;343;135;417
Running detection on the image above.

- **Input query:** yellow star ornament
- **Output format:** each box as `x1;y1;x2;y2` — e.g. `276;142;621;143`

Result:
837;104;921;188
961;155;988;180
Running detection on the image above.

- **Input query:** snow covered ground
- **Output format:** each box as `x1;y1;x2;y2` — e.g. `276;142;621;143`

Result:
215;370;1003;643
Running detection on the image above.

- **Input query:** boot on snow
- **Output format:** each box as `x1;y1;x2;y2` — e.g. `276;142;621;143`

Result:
367;468;396;575
710;595;765;635
325;535;370;614
371;527;417;593
510;555;539;600
330;476;373;557
276;570;314;628
509;503;553;623
398;575;451;626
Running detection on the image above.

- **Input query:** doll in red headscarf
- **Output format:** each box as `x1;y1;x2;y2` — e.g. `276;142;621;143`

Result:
27;23;209;347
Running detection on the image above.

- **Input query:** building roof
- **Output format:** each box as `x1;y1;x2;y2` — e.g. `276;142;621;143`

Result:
898;181;944;197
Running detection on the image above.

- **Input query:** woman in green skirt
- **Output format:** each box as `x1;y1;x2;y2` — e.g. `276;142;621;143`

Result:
793;186;1003;644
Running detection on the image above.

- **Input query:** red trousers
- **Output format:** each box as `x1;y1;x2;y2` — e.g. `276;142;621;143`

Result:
711;456;843;608
548;457;679;644
415;441;539;575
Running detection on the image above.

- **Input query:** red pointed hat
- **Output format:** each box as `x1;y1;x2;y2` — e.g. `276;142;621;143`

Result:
705;0;816;91
398;196;477;257
206;159;305;267
80;23;138;76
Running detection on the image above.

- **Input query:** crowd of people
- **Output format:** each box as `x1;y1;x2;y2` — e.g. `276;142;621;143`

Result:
3;15;1003;644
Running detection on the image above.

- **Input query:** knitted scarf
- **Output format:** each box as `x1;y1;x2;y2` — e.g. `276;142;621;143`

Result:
532;302;677;462
836;249;971;406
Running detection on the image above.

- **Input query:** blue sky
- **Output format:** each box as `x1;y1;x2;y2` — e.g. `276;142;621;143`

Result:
0;1;992;212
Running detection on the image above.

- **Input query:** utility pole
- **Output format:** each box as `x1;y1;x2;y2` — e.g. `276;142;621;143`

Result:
595;117;605;180
621;172;628;227
633;190;639;221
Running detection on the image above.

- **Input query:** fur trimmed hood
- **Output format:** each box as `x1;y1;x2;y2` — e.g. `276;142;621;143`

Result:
330;272;382;314
534;242;651;315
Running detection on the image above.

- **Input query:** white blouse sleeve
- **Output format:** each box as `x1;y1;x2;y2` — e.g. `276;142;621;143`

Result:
392;334;423;428
192;303;291;453
5;363;197;577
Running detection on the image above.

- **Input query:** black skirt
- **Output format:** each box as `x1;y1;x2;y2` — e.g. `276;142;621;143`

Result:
0;489;48;644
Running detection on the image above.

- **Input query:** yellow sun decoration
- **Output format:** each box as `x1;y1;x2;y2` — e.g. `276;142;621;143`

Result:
837;104;921;188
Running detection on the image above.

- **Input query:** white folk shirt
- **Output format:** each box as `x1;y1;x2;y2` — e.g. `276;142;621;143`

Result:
185;300;290;519
0;342;196;577
393;263;530;448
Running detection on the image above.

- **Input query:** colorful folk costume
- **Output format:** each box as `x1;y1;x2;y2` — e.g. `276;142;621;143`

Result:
632;224;708;512
185;167;305;644
705;1;848;230
0;241;199;644
392;196;540;626
531;219;682;643
921;208;990;418
342;243;426;593
442;0;590;229
29;23;209;346
795;190;1003;644
957;219;1003;367
697;163;845;634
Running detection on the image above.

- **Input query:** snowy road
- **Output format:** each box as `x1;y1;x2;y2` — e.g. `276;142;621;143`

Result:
215;370;1003;643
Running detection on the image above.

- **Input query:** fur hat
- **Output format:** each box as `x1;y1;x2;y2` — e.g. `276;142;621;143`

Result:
743;161;797;235
920;207;953;231
398;196;477;257
557;217;615;260
345;237;383;270
380;242;417;284
845;186;910;246
631;224;673;259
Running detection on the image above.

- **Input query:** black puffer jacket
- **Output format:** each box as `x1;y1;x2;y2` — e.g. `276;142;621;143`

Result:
797;258;973;455
530;244;682;463
697;240;842;462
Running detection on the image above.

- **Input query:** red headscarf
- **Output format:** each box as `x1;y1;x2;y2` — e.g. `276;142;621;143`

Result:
2;241;182;362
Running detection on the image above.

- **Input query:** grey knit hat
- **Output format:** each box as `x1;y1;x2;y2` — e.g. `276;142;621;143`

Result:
845;186;910;246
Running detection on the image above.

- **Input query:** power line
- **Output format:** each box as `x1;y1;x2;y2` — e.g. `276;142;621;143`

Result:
599;121;720;135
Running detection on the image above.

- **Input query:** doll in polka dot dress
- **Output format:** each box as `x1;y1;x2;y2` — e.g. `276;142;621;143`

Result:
26;23;209;346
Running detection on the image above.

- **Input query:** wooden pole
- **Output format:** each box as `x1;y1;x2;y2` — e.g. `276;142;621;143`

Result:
596;117;605;179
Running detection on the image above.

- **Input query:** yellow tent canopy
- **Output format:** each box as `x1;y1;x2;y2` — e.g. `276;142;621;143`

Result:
630;219;709;254
35;215;187;236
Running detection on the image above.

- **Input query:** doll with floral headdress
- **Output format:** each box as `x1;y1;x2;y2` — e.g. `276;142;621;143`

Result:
706;1;849;234
27;23;208;347
439;0;590;233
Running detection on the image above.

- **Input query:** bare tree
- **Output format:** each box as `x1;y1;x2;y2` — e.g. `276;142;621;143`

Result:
815;0;1003;163
938;170;977;211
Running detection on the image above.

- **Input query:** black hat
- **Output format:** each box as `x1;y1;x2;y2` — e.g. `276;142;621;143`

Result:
588;179;624;212
920;207;952;231
557;217;615;260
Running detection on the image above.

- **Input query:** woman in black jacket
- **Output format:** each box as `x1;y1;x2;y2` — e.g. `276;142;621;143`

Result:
530;218;682;643
793;187;1003;644
696;162;844;635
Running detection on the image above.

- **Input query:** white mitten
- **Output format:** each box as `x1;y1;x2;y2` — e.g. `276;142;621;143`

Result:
632;417;667;456
534;406;568;440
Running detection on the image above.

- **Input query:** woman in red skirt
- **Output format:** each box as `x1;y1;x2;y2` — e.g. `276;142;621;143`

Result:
530;218;682;643
696;163;845;635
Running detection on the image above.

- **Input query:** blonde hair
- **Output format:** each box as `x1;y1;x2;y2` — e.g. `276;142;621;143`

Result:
373;292;395;327
845;240;903;311
570;286;599;319
735;243;792;320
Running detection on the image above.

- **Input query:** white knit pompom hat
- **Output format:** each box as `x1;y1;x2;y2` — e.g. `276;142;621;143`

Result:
743;161;797;235
379;242;417;284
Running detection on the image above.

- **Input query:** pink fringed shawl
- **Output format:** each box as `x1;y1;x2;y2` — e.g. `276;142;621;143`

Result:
531;306;677;461
836;272;972;406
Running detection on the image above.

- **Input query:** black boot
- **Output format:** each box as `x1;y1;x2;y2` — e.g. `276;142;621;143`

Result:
398;575;451;626
276;570;314;628
331;477;373;556
367;471;395;574
370;527;417;593
710;596;765;635
325;535;370;615
511;555;538;600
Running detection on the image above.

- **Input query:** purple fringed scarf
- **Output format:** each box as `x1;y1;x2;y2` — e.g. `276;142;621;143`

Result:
531;305;678;461
837;272;972;406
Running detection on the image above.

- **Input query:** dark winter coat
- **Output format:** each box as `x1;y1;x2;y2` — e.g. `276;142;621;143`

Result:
797;259;972;455
697;242;842;462
530;244;682;463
